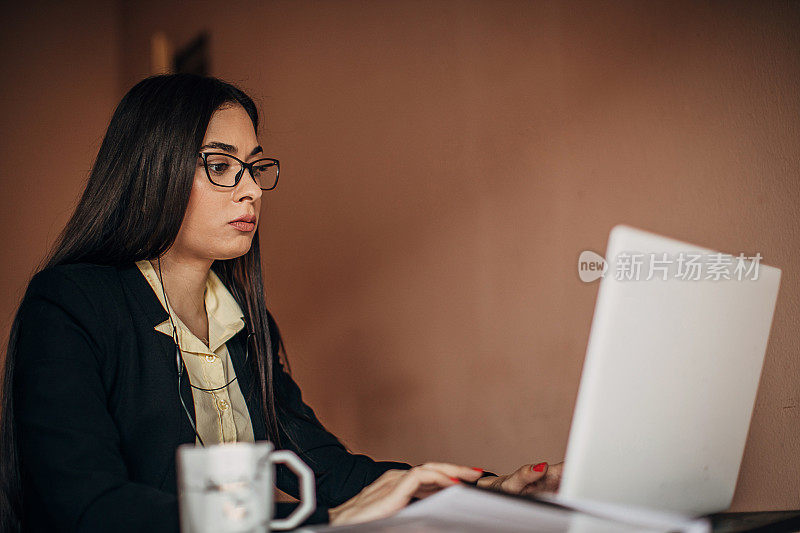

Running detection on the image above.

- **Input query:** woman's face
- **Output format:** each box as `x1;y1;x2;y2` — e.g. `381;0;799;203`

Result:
173;103;264;262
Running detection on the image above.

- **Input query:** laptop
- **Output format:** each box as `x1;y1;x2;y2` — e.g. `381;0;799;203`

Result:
556;224;782;516
304;225;785;532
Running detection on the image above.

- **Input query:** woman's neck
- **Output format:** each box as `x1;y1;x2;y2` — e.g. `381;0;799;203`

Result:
148;253;212;327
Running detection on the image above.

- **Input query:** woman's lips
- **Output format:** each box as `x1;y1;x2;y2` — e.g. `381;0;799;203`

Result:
229;221;256;232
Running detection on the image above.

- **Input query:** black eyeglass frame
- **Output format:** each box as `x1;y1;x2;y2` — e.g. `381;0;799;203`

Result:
198;151;280;191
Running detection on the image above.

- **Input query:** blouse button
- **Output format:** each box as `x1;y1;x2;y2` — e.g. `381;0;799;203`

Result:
218;399;230;411
205;355;216;363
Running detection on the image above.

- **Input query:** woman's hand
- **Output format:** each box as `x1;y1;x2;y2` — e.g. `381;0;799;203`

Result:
476;461;564;495
328;462;484;526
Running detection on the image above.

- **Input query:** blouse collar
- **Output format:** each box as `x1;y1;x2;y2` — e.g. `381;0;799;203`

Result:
134;259;245;354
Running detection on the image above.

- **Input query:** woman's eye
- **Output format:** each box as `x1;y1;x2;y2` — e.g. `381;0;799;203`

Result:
209;163;228;173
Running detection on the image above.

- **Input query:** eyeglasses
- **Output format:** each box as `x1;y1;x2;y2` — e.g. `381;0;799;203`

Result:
198;152;280;191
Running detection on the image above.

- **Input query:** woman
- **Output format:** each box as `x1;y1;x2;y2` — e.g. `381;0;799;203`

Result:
0;73;562;532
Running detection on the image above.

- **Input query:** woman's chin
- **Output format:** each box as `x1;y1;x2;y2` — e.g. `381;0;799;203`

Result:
213;242;253;261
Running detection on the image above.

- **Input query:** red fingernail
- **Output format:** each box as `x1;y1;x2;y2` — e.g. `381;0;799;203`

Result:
471;467;484;472
533;462;547;472
449;477;461;483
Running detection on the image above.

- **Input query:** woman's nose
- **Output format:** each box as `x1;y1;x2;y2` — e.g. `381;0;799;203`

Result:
235;169;263;201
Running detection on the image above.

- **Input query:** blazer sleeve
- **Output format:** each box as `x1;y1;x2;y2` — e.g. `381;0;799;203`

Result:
271;358;412;510
13;268;180;533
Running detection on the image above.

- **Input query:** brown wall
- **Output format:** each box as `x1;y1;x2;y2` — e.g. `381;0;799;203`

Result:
4;0;799;513
0;4;120;343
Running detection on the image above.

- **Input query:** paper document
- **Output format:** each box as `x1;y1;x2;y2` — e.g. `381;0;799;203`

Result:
297;484;711;532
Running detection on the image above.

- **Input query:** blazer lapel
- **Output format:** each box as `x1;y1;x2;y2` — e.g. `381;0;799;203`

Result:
116;262;198;445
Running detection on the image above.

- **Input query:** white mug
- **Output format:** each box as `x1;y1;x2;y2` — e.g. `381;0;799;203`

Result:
177;441;316;532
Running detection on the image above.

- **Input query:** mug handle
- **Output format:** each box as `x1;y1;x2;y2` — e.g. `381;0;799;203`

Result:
268;450;316;530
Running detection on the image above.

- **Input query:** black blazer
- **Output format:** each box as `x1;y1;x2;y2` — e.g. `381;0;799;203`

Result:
12;262;411;532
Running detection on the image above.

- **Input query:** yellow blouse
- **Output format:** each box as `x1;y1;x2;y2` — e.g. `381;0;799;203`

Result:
135;259;255;445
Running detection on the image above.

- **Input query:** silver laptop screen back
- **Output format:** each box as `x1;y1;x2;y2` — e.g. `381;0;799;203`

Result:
559;225;781;515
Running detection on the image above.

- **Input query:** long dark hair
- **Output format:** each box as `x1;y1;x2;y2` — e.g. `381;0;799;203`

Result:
0;73;292;531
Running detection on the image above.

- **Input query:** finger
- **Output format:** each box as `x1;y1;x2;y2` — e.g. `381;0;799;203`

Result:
328;468;460;526
412;485;450;499
416;462;485;483
373;467;457;498
501;462;548;493
392;466;461;503
533;462;562;492
520;482;550;496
